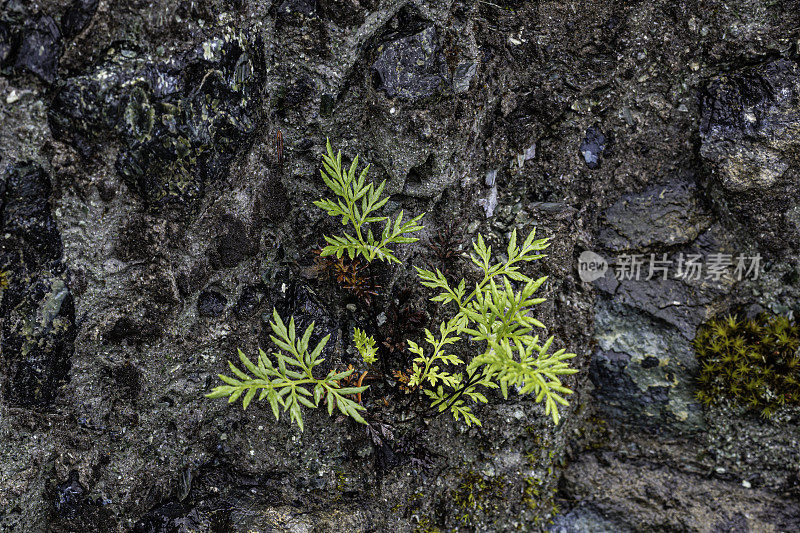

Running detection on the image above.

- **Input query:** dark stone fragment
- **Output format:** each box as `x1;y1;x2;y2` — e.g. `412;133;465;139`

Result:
234;284;264;319
372;26;447;100
320;93;335;116
198;290;227;317
176;261;210;298
15;15;61;83
53;471;87;520
1;274;75;406
590;349;670;422
49;44;151;153
133;501;194;533
641;356;659;369
60;0;98;39
0;163;62;275
48;470;110;532
277;0;317;17
210;215;256;269
453;61;476;93
580;125;605;169
0;163;74;407
595;179;712;252
0;20;17;66
105;313;161;344
317;0;365;26
96;180;116;202
699;59;800;191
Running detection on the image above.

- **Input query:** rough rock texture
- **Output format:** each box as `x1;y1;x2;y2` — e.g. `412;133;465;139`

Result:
1;0;799;531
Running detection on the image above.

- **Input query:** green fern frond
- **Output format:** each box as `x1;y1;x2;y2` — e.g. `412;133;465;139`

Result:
207;308;368;431
353;327;378;364
411;228;576;426
313;139;424;263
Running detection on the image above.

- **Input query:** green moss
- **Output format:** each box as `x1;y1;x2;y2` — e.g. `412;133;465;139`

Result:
522;476;559;526
413;518;442;533
694;313;800;418
452;470;505;521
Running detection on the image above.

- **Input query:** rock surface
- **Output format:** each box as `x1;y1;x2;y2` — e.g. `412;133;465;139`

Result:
0;0;799;531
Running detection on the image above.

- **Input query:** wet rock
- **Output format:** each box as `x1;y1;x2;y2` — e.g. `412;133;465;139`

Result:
132;501;196;533
15;15;62;83
453;61;476;94
0;163;62;274
596;180;712;252
0;163;74;407
372;26;447;100
700;59;800;191
209;215;257;269
562;452;800;532
197;290;227;317
319;93;335;116
49;470;108;532
105;314;161;344
60;0;99;39
0;20;15;66
277;0;317;18
49;30;264;208
1;274;75;406
550;505;633;533
233;284;264;319
317;0;369;27
579;125;605;169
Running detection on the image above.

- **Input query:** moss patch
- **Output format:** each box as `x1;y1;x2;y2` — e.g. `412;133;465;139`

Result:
694;313;800;418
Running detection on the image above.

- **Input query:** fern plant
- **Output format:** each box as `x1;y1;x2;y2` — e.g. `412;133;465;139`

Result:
408;230;577;426
206;309;368;431
313;139;424;263
353;327;378;364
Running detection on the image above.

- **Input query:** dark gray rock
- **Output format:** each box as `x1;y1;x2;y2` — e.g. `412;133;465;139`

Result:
0;20;15;66
49;470;109;532
15;15;62;83
198;290;227;317
579;125;605;169
372;26;447;100
1;273;75;406
0;163;74;407
562;452;800;532
234;284;265;319
550;505;632;533
0;163;63;274
277;0;317;17
453;61;476;93
49;31;263;208
700;59;800;191
596;180;712;252
590;298;704;431
210;215;258;269
60;0;98;39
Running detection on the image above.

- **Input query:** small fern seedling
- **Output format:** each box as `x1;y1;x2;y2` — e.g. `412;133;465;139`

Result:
313;139;424;263
207;308;368;431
